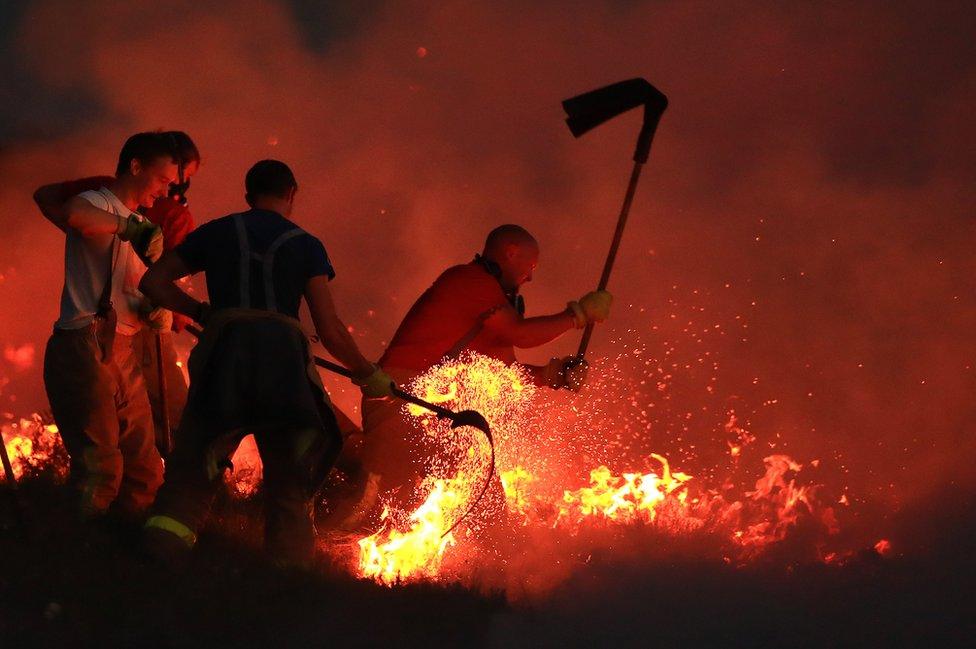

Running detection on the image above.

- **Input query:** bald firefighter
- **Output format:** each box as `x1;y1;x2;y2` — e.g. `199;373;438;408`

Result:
139;160;394;565
331;224;612;531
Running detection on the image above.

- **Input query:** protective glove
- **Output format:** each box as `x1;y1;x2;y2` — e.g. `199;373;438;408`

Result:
139;299;173;332
567;290;613;328
356;365;396;399
118;215;164;264
145;307;173;331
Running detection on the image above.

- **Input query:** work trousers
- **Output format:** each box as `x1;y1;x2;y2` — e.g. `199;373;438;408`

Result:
43;326;164;516
132;328;188;455
360;376;440;508
153;423;334;562
148;314;342;563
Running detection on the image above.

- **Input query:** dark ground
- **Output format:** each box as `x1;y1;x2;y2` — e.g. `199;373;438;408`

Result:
1;479;973;648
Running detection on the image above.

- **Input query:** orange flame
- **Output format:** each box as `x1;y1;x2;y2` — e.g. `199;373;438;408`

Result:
357;476;463;585
557;454;693;524
1;415;66;481
3;351;850;586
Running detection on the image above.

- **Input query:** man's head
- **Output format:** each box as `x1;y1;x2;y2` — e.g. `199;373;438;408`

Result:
115;132;180;209
163;131;200;203
245;159;298;217
482;224;539;291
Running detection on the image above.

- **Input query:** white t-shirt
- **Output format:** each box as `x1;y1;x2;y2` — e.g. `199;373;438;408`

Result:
54;188;148;334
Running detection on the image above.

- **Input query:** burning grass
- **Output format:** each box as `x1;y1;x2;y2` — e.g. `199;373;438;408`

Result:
2;351;871;596
310;353;858;591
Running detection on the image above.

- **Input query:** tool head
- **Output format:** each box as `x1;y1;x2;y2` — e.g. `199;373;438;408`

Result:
562;78;668;162
449;410;493;440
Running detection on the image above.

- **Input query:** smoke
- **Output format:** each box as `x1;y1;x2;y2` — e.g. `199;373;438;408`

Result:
1;0;974;553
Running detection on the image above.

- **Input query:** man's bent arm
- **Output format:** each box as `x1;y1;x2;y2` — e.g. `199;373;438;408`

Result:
34;184;70;232
483;305;576;349
305;276;376;379
63;195;125;238
139;251;201;318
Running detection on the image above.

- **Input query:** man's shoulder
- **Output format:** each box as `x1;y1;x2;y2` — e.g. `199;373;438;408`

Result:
269;213;325;252
179;213;235;248
240;209;309;235
438;262;495;284
60;176;114;201
76;189;112;210
432;263;504;297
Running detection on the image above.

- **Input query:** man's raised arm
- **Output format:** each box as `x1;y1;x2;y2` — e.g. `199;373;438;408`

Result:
483;290;613;390
63;195;131;238
483;290;613;349
483;304;577;349
33;183;71;232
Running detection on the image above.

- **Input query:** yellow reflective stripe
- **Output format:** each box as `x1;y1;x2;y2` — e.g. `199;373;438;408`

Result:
144;515;197;547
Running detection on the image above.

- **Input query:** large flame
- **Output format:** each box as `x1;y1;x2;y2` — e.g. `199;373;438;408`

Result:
2;352;850;588
350;354;531;585
357;476;462;585
557;453;692;525
351;352;844;585
1;415;67;481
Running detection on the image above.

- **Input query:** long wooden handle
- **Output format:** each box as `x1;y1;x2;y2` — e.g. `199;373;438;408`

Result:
576;159;644;360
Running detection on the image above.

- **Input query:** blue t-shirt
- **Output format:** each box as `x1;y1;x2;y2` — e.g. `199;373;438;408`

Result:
176;209;334;319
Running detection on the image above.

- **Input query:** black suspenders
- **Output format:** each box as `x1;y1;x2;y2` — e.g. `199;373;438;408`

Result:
233;214;304;312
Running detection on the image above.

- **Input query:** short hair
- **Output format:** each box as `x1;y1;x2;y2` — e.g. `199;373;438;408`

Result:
115;132;178;176
163;131;200;166
484;224;538;255
245;159;297;201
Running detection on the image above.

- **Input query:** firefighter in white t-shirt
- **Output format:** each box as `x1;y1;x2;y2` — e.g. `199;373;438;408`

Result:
40;132;175;521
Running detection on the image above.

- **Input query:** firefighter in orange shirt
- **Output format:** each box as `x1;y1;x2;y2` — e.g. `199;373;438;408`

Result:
331;224;612;531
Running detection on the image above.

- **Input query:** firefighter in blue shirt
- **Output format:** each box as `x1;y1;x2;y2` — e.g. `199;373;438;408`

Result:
139;159;394;565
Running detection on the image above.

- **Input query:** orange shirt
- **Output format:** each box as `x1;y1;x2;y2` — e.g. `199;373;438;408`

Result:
380;263;515;372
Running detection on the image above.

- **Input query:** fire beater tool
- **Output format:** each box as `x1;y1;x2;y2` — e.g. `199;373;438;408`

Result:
562;77;668;362
0;432;16;489
185;324;494;536
154;333;173;457
306;354;495;538
0;421;28;532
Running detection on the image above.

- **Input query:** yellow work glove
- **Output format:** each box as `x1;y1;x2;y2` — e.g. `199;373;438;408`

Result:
567;290;613;328
146;307;173;331
357;365;396;399
119;215;163;264
139;300;173;331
